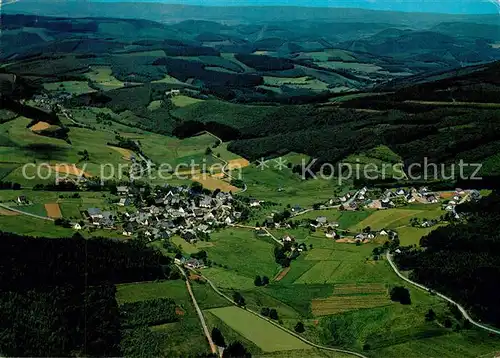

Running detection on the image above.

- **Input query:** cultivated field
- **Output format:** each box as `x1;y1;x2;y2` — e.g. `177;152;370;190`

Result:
333;283;387;295
312;294;391;316
30;121;52;131
227;158;250;170
44;203;62;218
208;306;311;352
0;208;19;216
192;174;239;192
350;209;421;231
274;267;290;282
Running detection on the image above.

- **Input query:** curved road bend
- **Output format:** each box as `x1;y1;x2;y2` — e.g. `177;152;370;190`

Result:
175;265;219;356
190;268;369;358
386;252;500;335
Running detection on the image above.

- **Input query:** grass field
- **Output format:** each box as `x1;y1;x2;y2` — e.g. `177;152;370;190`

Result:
255;348;354;358
85;66;125;90
16;204;47;217
0;215;73;237
208;306;311;352
263;76;329;91
204;228;280;279
241;164;347;208
117;280;188;303
151;74;186;85
294;261;342;284
171;95;204;108
202;267;256;290
204;310;263;355
171;235;214;255
43;81;96;96
213;142;243;161
350;209;420;231
396;225;445;246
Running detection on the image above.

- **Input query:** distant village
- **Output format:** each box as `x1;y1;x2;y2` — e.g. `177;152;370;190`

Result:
84;184;244;242
259;186;481;246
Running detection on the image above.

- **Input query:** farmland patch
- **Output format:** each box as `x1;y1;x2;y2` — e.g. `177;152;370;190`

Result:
312;294;391;316
294;261;341;284
208;306;310;352
44;203;62;218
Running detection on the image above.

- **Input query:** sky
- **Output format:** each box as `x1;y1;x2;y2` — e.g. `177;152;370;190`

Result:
94;0;500;14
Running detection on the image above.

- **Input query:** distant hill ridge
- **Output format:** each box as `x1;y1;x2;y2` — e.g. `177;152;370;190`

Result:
4;1;500;25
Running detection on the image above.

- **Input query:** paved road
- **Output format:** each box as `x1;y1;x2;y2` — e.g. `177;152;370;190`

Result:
386;252;500;335
191;268;369;358
0;203;54;222
175;265;219;356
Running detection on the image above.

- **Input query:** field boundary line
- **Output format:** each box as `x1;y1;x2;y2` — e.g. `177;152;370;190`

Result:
386;252;500;335
0;203;54;221
175;265;219;356
193;268;369;358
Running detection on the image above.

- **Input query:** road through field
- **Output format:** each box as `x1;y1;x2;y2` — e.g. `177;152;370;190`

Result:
0;203;54;221
192;268;369;358
175;265;219;356
386;252;500;335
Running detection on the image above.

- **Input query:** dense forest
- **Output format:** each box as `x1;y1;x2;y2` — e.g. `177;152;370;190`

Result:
0;232;178;356
171;100;500;181
393;191;500;328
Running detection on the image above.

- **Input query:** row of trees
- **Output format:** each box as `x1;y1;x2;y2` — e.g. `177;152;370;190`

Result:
0;181;21;190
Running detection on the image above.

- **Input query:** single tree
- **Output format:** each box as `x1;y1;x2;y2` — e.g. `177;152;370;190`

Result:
262;276;270;285
425;309;436;321
294;322;305;333
269;309;279;320
223;341;250;358
390;286;411;305
211;328;226;347
254;275;262;287
233;292;245;307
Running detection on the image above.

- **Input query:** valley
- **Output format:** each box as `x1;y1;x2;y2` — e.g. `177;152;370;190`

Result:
1;4;500;358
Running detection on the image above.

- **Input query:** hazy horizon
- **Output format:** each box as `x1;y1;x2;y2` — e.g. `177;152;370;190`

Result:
90;0;500;14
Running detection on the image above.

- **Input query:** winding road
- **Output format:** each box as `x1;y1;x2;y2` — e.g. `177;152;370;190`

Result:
386;252;500;335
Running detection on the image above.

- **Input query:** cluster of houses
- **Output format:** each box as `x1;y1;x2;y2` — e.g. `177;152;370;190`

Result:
334;186;479;211
308;214;398;243
84;185;242;242
87;208;116;228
